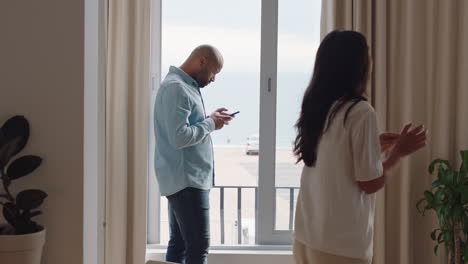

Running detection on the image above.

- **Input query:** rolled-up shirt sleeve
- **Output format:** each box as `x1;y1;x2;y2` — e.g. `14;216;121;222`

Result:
163;83;215;149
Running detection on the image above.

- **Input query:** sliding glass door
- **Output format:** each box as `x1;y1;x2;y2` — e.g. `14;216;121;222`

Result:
148;0;321;246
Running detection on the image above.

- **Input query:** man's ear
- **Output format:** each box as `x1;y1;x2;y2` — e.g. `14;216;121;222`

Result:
199;56;207;66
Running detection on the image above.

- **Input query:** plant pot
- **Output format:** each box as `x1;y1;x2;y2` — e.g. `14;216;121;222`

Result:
0;228;46;264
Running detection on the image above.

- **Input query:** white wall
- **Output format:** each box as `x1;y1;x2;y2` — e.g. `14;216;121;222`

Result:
0;1;86;264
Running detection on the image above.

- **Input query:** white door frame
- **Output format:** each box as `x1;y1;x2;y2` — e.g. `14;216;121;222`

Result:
147;0;293;246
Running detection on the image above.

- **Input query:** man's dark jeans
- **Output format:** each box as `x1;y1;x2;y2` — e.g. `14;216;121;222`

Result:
165;187;210;264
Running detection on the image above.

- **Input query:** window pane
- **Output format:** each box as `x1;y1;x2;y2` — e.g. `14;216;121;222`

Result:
160;0;261;245
274;0;321;230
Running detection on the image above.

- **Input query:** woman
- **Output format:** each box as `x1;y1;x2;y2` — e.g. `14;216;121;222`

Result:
293;30;427;264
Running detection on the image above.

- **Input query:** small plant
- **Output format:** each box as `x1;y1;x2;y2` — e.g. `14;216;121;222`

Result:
0;116;46;235
417;150;468;264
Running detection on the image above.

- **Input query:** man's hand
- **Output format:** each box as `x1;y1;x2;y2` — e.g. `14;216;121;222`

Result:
392;123;428;158
380;132;400;152
209;108;233;130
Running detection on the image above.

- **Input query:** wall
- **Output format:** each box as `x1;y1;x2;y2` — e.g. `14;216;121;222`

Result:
0;0;85;263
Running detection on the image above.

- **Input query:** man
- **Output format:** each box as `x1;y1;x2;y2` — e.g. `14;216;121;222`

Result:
154;45;233;264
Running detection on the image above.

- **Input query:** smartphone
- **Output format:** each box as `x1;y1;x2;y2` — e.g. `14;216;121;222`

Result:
230;111;240;117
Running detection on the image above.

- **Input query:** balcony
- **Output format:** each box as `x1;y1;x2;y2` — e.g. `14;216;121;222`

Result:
158;185;299;246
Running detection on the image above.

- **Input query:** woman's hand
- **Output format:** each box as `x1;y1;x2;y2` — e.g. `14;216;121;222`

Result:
360;124;428;194
392;123;428;158
380;132;400;152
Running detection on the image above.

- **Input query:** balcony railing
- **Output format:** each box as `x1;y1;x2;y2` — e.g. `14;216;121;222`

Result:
214;185;299;245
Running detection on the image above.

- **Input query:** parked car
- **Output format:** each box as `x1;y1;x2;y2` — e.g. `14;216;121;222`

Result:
245;134;259;155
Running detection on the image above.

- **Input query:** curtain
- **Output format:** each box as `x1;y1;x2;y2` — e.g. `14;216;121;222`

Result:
105;0;151;263
321;1;468;263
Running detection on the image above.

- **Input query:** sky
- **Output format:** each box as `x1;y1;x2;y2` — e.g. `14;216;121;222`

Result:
161;0;322;73
159;0;322;148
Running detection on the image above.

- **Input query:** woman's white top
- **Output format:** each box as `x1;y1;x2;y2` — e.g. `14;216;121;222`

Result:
294;100;383;260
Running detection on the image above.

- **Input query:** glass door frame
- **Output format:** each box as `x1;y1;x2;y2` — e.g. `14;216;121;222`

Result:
257;0;292;245
148;0;293;246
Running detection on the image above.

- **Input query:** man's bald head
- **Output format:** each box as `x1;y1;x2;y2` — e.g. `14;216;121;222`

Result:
188;45;224;66
180;45;224;88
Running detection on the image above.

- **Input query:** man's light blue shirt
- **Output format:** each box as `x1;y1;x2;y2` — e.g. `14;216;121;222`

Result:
154;66;216;196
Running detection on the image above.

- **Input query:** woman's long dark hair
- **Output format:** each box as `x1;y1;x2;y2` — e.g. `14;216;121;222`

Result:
294;30;370;167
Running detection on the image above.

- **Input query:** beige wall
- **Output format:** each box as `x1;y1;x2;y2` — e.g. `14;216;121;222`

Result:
0;1;85;264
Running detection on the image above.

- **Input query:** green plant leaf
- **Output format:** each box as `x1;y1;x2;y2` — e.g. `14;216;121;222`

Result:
432;180;443;190
444;230;453;244
6;155;42;180
454;171;461;185
429;159;451;174
0;130;6;150
440;214;447;228
0;116;29;158
461;186;468;204
437;166;444;182
461;150;468;174
0;137;21;168
423;204;432;215
2;202;17;227
431;229;438;240
436;206;443;218
445;202;456;220
438;231;444;243
454;207;463;221
16;189;47;211
29;210;42;218
14;216;42;235
435;188;445;203
464;243;468;258
442;170;455;186
424;191;434;203
416;198;427;214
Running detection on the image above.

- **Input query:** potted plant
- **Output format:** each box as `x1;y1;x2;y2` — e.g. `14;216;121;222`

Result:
0;116;47;264
417;150;468;264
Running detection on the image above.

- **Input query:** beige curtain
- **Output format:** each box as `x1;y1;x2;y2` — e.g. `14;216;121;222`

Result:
105;0;151;264
321;1;468;264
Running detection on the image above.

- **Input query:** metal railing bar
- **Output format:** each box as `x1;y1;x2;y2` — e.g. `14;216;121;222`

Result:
237;187;242;244
220;187;225;244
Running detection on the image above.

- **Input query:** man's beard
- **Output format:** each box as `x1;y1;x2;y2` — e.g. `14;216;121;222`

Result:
197;79;209;88
195;74;210;88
